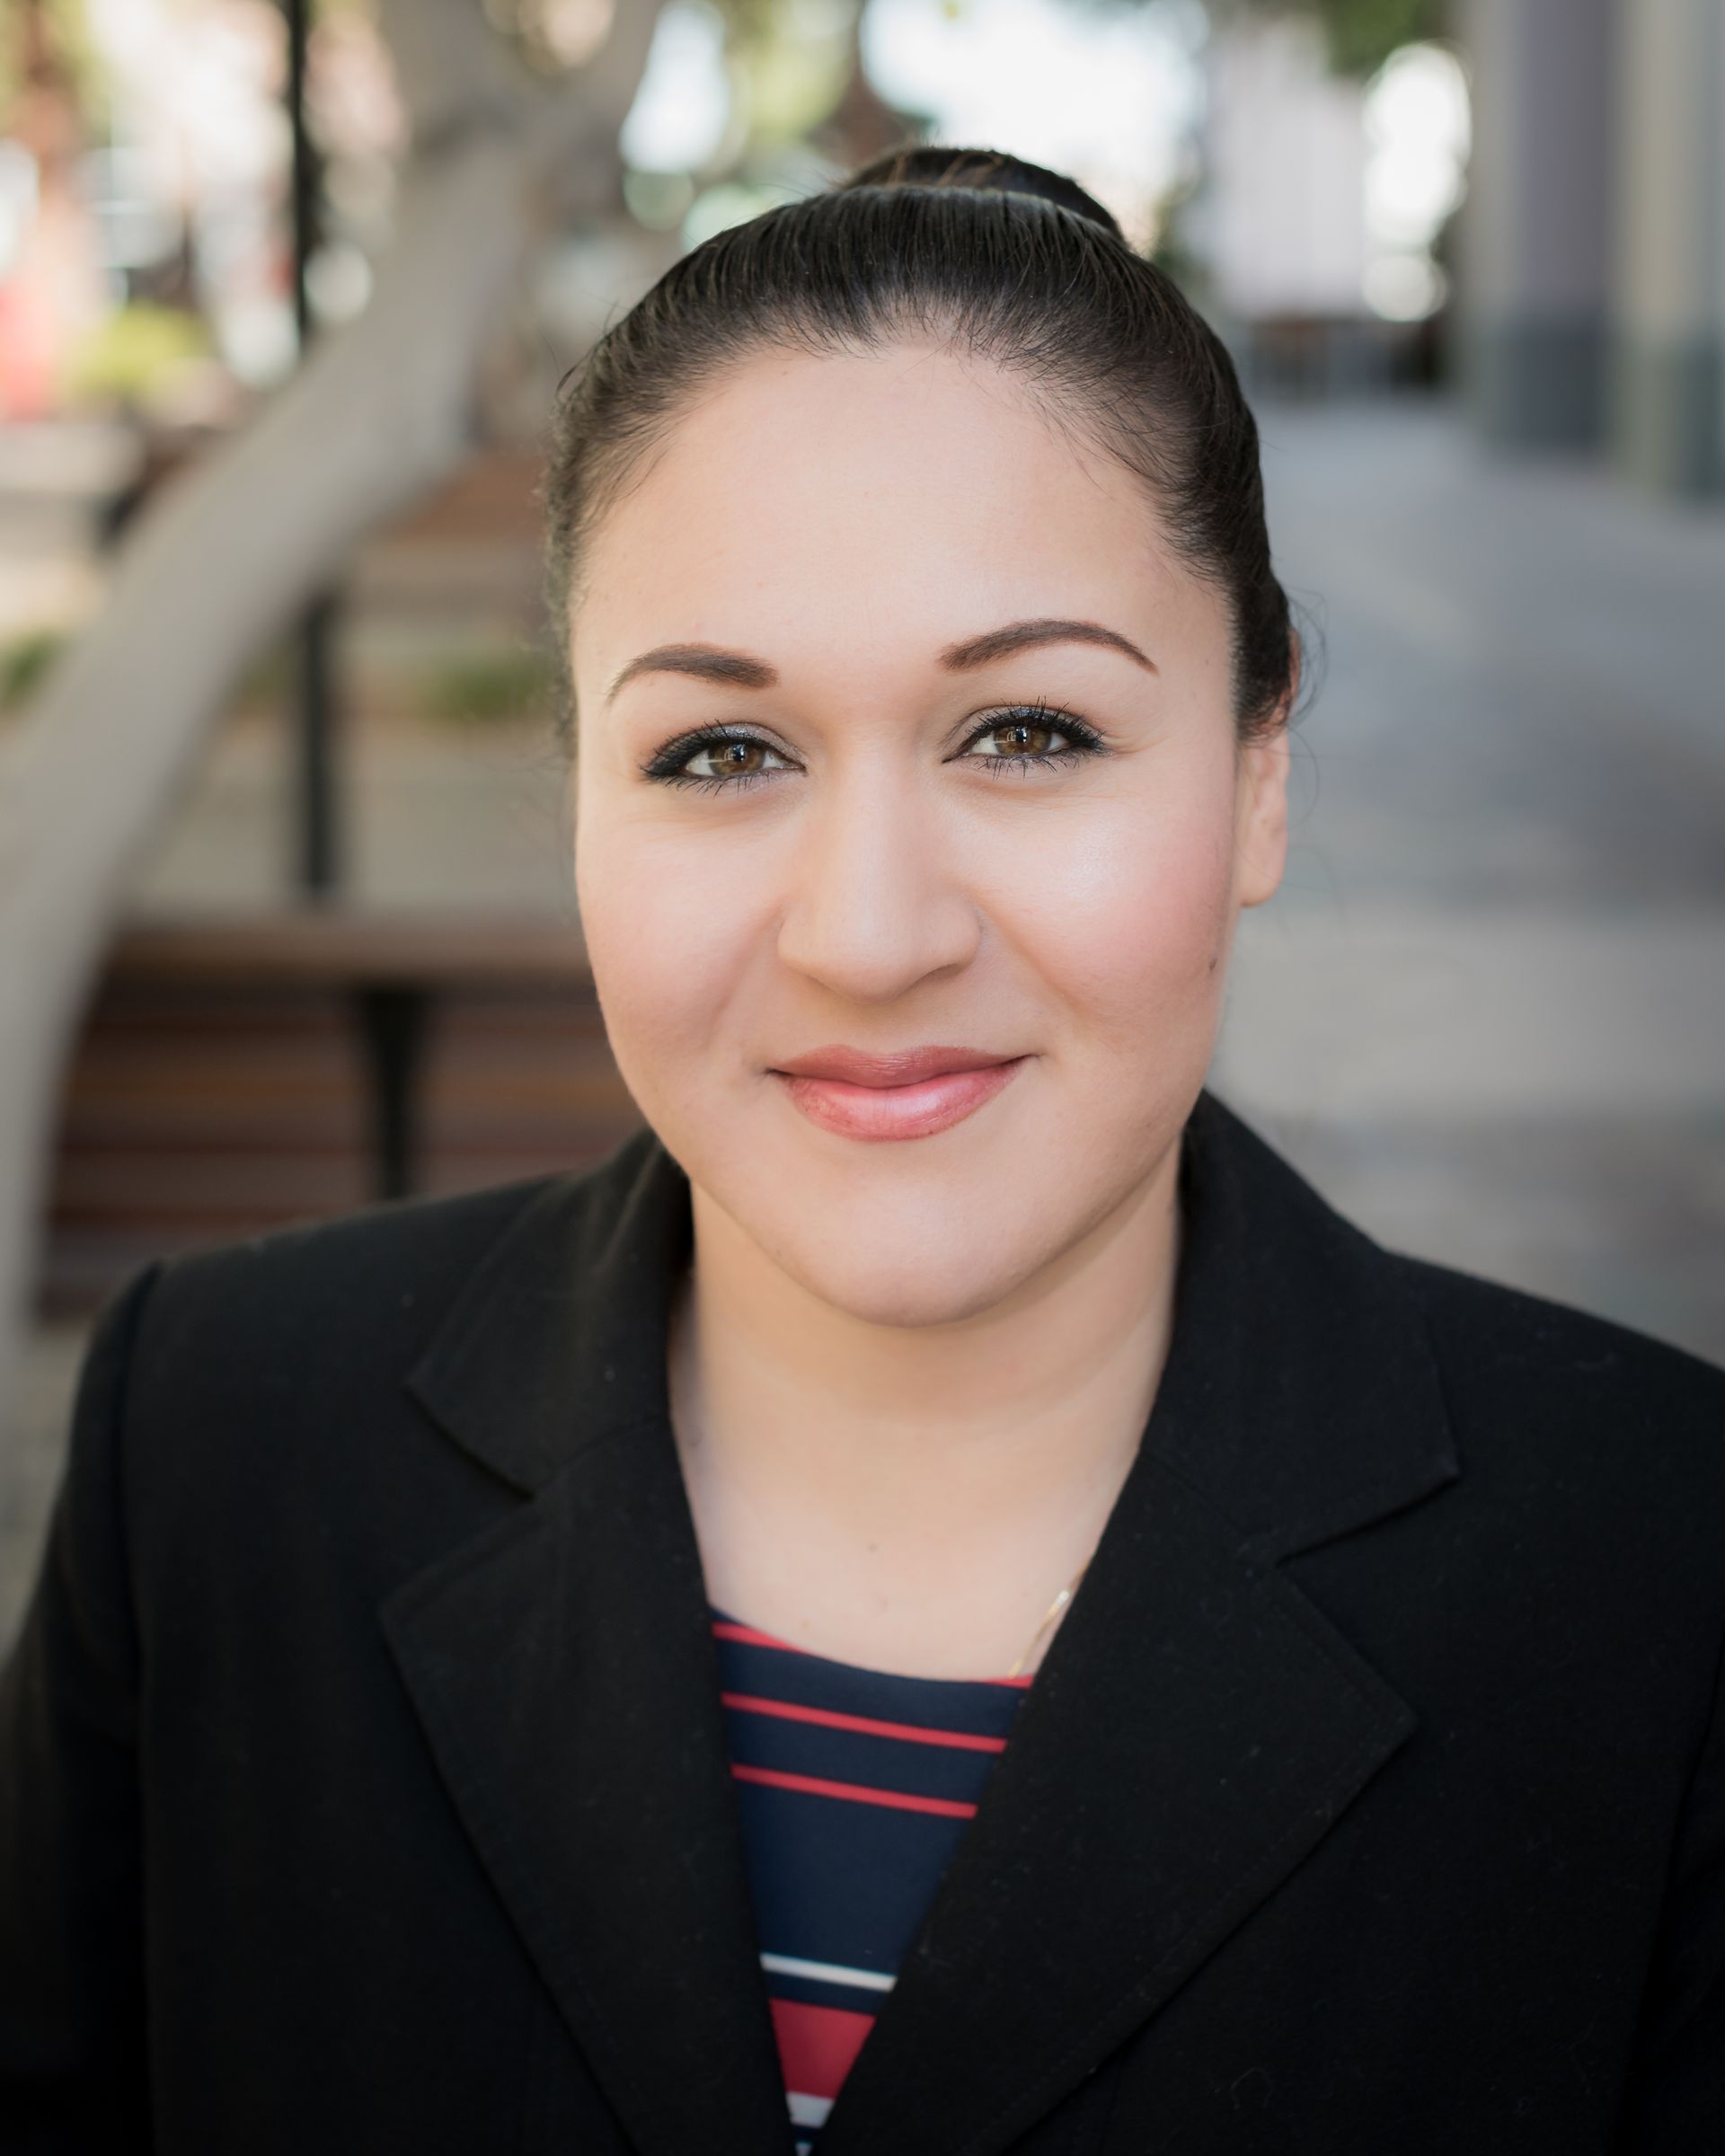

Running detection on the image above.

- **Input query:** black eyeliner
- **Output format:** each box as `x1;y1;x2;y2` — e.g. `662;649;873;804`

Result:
950;702;1110;763
639;722;787;781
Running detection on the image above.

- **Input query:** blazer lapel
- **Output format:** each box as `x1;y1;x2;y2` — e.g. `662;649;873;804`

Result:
380;1131;793;2156
815;1091;1461;2156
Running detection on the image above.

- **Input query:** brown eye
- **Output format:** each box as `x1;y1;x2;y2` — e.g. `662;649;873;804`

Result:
951;705;1105;776
988;720;1056;757
677;736;792;782
965;716;1066;760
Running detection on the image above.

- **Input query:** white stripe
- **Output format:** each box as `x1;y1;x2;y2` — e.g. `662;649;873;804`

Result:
794;2143;813;2156
760;1950;897;1994
788;2091;834;2128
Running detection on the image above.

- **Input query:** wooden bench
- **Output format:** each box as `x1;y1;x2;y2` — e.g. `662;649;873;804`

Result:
41;910;645;1318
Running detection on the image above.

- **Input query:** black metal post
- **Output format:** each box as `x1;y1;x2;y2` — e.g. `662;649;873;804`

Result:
285;0;341;897
286;0;314;346
354;987;434;1201
295;591;341;895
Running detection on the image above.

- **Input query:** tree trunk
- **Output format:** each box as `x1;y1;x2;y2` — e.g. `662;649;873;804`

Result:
0;0;665;1459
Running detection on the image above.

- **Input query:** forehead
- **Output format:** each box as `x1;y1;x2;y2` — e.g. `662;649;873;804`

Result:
569;342;1196;672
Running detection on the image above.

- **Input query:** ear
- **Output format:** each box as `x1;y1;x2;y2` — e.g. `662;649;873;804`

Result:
1234;718;1291;910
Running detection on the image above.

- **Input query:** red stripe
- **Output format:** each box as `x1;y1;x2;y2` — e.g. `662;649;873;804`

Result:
730;1762;978;1818
721;1691;1008;1753
712;1618;809;1653
711;1616;1033;1688
769;1996;875;2101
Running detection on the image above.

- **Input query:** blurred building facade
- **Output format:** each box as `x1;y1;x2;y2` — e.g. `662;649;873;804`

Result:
1192;17;1464;399
1459;0;1724;496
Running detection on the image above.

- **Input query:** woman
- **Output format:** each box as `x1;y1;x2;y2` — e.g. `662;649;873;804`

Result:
3;146;1722;2154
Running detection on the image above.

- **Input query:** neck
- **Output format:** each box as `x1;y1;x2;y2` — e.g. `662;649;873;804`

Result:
668;1141;1184;1679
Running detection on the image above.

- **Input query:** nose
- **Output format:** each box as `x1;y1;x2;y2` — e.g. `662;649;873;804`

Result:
774;765;982;1003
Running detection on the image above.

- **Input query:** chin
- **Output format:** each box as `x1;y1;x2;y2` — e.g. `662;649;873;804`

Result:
715;1152;1121;1330
780;1233;1039;1331
844;1239;1037;1328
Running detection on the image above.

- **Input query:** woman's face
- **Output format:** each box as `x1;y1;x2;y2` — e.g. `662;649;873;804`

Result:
570;342;1288;1327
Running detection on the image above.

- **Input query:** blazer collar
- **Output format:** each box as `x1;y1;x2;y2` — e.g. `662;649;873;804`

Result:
385;1088;1459;2156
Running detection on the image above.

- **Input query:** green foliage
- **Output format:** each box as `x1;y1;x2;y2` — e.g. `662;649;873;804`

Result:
415;642;558;728
234;641;296;711
729;0;855;148
0;0;107;123
62;305;211;411
0;624;68;714
1315;0;1448;75
1225;0;1450;77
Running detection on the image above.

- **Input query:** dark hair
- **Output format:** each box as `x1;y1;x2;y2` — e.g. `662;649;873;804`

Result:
545;144;1298;751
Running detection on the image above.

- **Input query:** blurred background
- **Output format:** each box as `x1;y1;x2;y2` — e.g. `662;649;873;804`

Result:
2;0;1721;1644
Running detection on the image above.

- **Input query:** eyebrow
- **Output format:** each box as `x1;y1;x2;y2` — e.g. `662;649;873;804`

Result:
602;617;1159;707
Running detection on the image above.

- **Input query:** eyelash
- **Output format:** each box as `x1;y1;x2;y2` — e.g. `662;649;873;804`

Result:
639;704;1108;795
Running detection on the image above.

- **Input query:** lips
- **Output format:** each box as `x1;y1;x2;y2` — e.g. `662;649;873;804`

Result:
768;1044;1027;1142
774;1044;1019;1086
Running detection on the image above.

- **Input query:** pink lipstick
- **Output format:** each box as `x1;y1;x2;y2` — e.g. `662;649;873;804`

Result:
769;1045;1027;1142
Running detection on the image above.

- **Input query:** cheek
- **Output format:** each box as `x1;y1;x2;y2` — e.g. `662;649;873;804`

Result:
981;771;1240;1056
574;808;768;1105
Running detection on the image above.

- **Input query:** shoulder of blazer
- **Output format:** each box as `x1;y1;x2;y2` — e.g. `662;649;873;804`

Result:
1355;1244;1725;1688
1393;1241;1725;1459
123;1122;663;1380
119;1169;554;1421
101;1127;668;1561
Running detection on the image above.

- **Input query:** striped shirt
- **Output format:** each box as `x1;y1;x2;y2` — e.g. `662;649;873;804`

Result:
711;1608;1032;2153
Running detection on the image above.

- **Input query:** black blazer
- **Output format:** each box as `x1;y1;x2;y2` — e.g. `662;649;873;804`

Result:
4;1088;1724;2153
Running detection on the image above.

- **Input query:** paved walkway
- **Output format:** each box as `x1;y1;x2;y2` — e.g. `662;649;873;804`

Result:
5;393;1724;1646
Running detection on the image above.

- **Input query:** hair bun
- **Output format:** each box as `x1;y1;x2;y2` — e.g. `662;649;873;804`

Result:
838;145;1123;241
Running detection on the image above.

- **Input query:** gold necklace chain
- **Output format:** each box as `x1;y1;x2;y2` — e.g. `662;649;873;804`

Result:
1004;1556;1093;1680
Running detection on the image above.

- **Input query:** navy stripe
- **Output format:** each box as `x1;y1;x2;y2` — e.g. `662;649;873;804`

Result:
731;1775;977;1973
